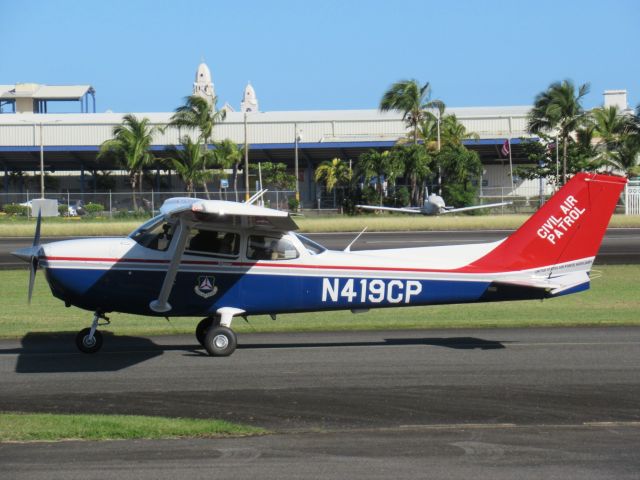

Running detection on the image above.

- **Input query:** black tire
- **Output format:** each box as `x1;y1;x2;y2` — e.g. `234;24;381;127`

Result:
203;326;237;357
195;317;216;346
75;328;103;354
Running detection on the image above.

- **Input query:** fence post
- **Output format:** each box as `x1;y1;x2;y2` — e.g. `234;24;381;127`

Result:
151;189;155;215
109;190;112;219
625;183;628;216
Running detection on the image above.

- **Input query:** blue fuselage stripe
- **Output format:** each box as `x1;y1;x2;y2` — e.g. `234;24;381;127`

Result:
44;267;492;316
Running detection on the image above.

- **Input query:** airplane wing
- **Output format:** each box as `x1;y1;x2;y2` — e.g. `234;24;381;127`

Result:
356;205;423;214
440;201;512;214
161;197;299;231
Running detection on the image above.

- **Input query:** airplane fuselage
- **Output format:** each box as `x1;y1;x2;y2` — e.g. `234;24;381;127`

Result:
39;232;586;318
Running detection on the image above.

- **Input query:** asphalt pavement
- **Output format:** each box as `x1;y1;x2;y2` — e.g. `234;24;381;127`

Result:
1;327;639;479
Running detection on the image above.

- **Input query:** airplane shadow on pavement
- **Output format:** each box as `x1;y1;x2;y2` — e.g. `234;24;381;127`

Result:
9;332;174;374
7;333;506;372
237;337;507;351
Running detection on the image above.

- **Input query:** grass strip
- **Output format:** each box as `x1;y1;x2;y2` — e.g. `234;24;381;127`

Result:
0;214;638;237
0;265;638;338
0;412;265;442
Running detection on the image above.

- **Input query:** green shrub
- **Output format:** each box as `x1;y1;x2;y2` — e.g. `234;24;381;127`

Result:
84;202;104;214
288;197;299;212
58;204;69;216
2;204;29;216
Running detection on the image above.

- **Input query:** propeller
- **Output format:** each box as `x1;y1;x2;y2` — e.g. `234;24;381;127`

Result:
11;211;43;303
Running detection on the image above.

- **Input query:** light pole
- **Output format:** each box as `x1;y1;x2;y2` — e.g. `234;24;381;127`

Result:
436;108;442;195
294;126;302;208
244;112;249;201
19;118;61;198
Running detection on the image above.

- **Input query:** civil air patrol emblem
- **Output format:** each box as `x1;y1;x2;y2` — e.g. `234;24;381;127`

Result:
194;276;218;298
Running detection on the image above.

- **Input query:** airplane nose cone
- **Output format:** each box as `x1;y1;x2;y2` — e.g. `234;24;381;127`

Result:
11;246;41;263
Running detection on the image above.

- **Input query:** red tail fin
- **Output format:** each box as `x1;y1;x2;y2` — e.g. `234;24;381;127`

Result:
465;173;626;272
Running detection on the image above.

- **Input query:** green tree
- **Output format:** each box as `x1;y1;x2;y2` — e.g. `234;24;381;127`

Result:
440;113;480;145
436;144;482;207
169;95;226;198
251;162;296;190
514;135;601;186
212;139;244;199
164;136;212;195
392;144;432;205
380;79;444;145
98;114;158;210
527;79;590;184
314;158;352;193
589;106;640;176
356;150;404;206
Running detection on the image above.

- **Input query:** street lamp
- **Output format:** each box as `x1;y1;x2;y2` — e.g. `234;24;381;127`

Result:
244;112;249;201
18;118;61;198
294;126;302;208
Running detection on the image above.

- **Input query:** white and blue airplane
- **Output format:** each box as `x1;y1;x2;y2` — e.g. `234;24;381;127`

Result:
13;173;626;357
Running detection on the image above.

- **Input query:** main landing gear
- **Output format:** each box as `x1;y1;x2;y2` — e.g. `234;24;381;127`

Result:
75;312;109;354
195;307;244;357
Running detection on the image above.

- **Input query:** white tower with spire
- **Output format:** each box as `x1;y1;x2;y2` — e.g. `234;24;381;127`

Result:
193;62;215;107
240;82;259;113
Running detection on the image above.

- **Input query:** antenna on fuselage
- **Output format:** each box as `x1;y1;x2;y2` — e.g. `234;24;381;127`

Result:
344;226;367;252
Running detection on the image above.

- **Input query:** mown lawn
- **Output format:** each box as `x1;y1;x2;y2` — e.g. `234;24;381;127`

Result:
0;412;265;442
0;213;638;237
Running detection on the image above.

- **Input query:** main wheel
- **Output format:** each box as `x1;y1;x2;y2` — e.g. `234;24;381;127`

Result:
75;328;103;354
195;317;216;346
203;326;237;357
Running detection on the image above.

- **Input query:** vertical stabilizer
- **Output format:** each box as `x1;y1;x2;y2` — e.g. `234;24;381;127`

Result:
464;173;626;272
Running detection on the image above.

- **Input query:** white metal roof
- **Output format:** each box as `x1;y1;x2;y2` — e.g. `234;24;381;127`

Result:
0;83;93;100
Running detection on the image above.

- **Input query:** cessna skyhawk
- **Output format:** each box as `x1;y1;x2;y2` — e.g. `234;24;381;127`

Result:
13;173;626;357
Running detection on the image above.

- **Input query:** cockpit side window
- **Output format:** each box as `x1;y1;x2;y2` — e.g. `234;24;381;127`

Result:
130;216;175;251
186;229;240;257
247;235;300;261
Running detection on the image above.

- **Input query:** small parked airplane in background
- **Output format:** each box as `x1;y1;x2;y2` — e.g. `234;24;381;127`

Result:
357;191;512;215
13;173;625;357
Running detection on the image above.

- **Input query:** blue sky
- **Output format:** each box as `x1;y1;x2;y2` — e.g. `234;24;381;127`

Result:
2;0;638;113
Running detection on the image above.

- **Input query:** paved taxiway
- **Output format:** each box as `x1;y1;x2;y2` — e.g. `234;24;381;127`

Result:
1;327;639;478
1;227;639;268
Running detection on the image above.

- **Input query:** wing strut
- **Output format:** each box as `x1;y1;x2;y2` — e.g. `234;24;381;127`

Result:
149;218;191;313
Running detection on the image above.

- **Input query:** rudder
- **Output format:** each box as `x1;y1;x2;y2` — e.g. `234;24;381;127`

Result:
463;173;626;273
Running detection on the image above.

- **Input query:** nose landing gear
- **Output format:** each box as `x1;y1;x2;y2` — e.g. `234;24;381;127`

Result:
75;312;109;354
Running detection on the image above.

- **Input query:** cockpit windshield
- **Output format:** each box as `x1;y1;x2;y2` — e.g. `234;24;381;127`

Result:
129;215;176;251
295;233;326;255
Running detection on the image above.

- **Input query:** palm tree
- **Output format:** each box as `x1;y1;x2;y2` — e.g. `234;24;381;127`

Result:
527;79;590;184
169;95;226;198
212;139;244;200
314;158;352;193
392;144;431;206
588;105;639;171
164;136;212;196
440;114;480;145
356;150;403;206
98;114;158;210
380;79;444;145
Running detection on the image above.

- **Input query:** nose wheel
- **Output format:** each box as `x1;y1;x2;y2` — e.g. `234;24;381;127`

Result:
76;328;103;354
75;312;109;354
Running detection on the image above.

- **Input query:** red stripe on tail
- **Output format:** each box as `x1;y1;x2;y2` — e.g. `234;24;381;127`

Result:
462;173;626;272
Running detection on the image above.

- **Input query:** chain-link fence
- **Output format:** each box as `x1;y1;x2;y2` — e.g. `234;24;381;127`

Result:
0;190;296;217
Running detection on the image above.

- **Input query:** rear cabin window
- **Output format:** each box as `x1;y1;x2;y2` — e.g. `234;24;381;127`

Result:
186;229;240;257
247;235;299;261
